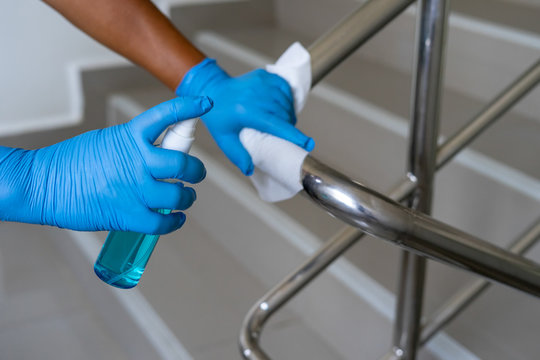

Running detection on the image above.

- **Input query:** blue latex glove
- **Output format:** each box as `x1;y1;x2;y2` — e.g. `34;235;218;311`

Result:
176;58;314;176
0;97;212;234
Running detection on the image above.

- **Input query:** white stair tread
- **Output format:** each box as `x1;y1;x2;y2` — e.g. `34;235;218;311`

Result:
0;223;129;360
134;216;346;359
452;0;540;35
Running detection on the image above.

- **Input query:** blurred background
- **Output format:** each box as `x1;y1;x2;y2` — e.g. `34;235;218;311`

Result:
0;0;539;359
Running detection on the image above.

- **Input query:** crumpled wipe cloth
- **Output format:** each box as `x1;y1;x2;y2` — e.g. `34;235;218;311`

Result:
239;42;312;202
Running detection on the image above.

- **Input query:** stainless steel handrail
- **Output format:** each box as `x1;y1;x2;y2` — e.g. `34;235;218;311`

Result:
393;1;449;358
239;0;540;357
301;156;540;296
380;219;540;360
240;155;540;360
239;51;540;360
239;60;540;360
393;1;448;358
420;219;540;345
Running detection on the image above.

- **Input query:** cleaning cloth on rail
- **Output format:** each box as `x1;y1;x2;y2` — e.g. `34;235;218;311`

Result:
240;42;312;202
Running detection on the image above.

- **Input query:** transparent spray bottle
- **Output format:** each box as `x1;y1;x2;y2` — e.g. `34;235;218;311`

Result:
94;119;198;289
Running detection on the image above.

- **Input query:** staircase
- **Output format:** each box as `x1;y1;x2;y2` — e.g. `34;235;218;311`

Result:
0;0;539;359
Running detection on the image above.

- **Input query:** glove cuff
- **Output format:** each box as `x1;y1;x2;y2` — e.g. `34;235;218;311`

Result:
175;58;229;97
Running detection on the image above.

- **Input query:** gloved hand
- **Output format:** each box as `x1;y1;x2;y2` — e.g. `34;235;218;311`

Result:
0;96;212;234
176;58;314;176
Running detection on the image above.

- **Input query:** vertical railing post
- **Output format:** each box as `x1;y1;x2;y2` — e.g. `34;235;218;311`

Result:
392;1;449;359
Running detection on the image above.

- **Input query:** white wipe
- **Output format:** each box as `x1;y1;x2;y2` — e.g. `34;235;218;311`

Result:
239;42;312;202
240;129;308;202
266;42;311;113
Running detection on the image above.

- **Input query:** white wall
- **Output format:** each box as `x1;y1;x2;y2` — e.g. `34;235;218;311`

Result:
0;0;252;137
0;1;119;132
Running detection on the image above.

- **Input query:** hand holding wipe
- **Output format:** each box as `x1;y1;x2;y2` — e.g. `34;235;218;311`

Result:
242;42;313;202
176;58;314;176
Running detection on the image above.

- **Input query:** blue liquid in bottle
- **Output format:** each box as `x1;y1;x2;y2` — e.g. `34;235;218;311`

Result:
94;209;170;289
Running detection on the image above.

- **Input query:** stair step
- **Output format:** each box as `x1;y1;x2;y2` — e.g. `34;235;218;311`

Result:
0;223;131;360
271;0;540;122
452;0;540;35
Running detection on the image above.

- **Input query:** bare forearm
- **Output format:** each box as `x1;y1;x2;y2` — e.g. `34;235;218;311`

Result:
43;0;205;90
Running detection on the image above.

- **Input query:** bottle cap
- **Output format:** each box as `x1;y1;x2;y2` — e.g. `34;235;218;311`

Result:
161;118;198;153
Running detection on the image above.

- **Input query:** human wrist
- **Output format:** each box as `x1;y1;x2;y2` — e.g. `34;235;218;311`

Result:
175;58;228;97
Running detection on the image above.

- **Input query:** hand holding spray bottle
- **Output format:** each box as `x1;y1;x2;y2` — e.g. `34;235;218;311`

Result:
94;117;200;289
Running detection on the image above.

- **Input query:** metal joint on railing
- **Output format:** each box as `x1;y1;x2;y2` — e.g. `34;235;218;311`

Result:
301;155;540;296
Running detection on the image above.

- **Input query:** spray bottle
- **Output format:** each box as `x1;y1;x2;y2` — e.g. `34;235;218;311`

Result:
94;119;198;289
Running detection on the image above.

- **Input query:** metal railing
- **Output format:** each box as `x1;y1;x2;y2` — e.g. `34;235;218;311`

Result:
239;0;540;359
